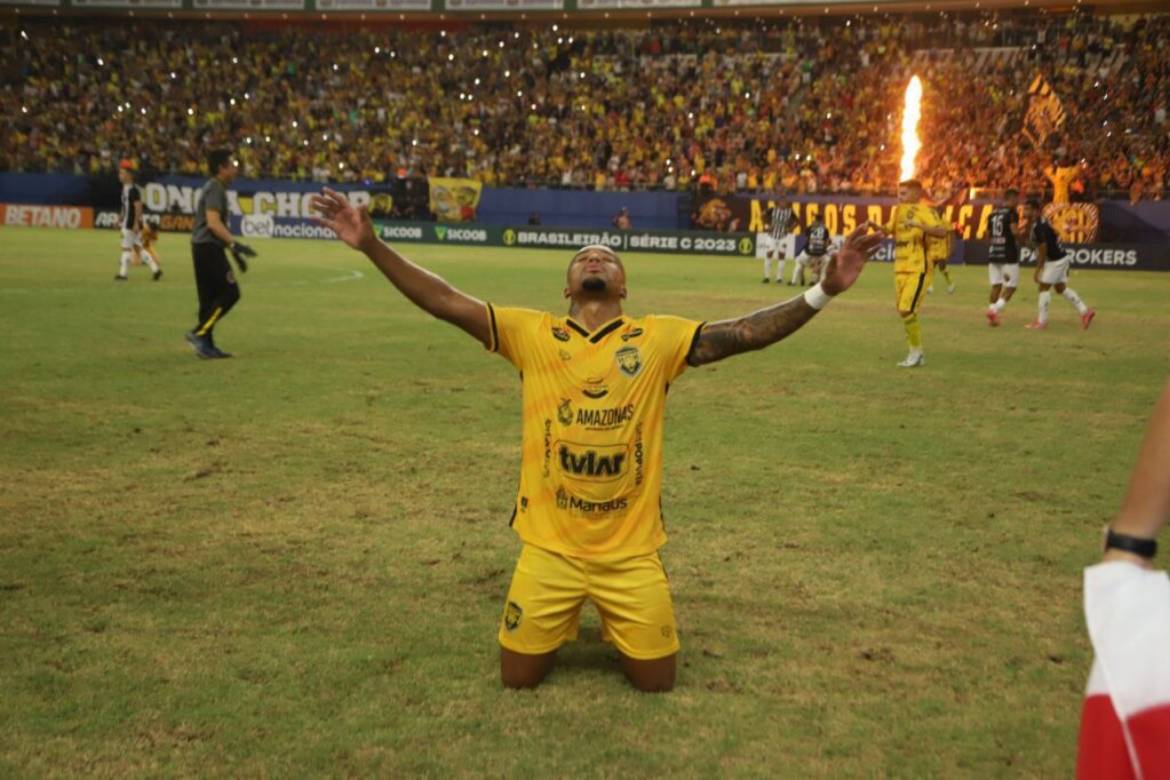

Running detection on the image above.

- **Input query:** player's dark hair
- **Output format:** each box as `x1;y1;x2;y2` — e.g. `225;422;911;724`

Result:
1005;187;1019;198
899;179;922;189
207;149;233;175
1025;198;1041;210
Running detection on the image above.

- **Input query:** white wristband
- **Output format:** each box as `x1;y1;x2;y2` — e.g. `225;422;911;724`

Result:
803;283;833;311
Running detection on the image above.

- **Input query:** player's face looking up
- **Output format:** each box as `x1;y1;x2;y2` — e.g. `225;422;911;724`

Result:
565;246;626;300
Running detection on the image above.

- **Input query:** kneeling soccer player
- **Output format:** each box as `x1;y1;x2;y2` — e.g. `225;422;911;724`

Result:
312;188;881;692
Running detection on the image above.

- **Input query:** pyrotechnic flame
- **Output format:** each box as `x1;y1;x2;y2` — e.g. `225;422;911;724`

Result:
900;75;923;182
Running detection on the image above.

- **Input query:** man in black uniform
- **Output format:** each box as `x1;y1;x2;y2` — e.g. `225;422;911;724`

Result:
984;188;1023;327
114;159;161;281
791;214;832;286
1022;199;1095;330
186;149;256;359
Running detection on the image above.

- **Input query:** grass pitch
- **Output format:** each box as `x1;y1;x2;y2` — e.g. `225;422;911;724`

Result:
1;226;1168;777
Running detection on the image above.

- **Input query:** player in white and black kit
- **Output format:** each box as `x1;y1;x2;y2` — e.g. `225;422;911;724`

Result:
984;188;1022;326
1022;199;1095;330
114;160;161;281
763;196;798;284
790;215;833;286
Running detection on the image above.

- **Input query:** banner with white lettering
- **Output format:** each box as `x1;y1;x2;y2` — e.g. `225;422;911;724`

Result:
1;204;93;229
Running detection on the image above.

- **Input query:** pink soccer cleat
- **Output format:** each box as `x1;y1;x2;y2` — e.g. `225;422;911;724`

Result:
986;309;1002;327
1024;320;1047;330
1081;309;1096;330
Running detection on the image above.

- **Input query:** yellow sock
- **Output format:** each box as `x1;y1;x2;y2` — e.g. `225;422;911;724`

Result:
903;313;922;350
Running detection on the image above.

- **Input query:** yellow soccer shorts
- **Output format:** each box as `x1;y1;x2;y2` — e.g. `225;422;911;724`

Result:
498;544;680;660
895;270;932;314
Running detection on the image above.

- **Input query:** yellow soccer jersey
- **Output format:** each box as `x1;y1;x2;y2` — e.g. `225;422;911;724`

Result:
487;305;703;560
887;204;945;273
925;229;950;264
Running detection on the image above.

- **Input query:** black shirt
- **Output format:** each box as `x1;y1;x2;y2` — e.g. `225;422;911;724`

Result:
120;183;142;230
987;206;1019;263
806;224;830;256
1030;218;1067;262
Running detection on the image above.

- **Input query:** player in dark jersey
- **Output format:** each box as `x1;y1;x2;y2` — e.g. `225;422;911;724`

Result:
1022;199;1095;330
984;188;1024;326
791;215;833;286
763;196;798;284
114;160;161;281
186;149;257;359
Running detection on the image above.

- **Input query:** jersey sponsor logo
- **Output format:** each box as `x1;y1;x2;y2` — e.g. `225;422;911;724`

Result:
557;399;574;426
620;327;644;341
555;488;629;514
634;423;645;486
615;346;642;378
558;349;572;362
575;404;635;430
557;441;628;482
581;376;608;399
551;325;570;342
503;601;522;631
542;420;553;477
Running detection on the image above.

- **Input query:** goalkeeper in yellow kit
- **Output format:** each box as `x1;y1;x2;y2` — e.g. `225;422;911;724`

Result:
878;180;951;368
311;187;882;692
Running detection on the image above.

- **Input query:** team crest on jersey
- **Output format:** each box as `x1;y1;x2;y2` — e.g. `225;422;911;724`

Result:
615;346;642;377
557;398;574;426
504;601;523;632
552;325;570;342
620;327;644;342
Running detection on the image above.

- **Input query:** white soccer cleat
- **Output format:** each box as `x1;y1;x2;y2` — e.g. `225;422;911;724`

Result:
896;352;926;368
946;284;956;294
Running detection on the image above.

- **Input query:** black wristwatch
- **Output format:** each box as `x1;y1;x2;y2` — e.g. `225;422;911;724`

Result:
1105;529;1158;559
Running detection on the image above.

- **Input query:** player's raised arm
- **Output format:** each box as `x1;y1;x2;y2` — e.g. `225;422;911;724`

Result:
311;187;491;347
687;223;882;366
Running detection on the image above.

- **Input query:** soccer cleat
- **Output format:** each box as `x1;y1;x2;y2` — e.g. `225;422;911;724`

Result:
896;352;926;368
208;345;233;359
1081;308;1096;330
761;278;770;284
985;309;1001;327
152;269;163;281
185;331;217;360
114;274;128;281
947;284;956;294
927;285;934;295
1024;320;1047;330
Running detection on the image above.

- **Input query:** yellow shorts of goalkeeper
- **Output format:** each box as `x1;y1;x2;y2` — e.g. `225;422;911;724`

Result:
498;543;680;660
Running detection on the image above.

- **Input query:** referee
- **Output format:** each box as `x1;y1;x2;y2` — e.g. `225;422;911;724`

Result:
185;149;255;359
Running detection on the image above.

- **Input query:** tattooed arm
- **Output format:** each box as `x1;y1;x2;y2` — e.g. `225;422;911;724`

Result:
687;296;818;366
687;223;883;367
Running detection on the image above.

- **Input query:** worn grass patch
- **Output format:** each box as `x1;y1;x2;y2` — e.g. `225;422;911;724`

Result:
1;227;1167;777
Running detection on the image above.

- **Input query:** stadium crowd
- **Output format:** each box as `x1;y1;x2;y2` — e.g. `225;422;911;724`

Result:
1;11;1167;199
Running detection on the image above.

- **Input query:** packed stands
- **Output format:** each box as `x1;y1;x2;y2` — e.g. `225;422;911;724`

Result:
1;12;1166;199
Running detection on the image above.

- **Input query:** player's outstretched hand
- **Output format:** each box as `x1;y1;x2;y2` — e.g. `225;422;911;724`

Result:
311;188;377;252
821;222;883;296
